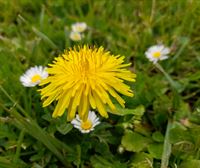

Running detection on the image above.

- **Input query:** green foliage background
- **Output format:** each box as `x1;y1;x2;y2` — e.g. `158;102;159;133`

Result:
1;0;200;167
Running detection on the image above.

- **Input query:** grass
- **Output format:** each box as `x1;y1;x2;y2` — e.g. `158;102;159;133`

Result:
1;0;200;167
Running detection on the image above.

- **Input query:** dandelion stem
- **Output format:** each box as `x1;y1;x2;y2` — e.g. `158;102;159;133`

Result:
161;120;172;168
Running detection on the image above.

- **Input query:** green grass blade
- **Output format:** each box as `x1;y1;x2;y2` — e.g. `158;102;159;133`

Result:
161;120;172;168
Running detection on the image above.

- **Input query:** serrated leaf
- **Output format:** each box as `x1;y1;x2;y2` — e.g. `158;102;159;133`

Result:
42;113;53;122
56;123;73;135
121;130;152;152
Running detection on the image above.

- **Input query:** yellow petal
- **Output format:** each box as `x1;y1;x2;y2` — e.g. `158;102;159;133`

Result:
93;92;108;118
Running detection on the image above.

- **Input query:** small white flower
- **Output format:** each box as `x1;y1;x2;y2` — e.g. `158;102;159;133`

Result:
71;22;87;33
71;111;100;133
145;44;170;64
69;31;83;41
20;66;48;87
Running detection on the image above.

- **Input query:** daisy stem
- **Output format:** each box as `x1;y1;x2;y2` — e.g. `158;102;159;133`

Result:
155;63;181;92
161;120;172;168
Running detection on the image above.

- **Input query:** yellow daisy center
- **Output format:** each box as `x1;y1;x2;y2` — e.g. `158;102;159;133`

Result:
73;34;81;40
31;74;41;83
81;119;92;130
77;26;84;32
153;51;161;58
71;32;81;41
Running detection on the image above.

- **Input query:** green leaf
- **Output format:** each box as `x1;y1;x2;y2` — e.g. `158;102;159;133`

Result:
180;160;200;168
56;123;73;135
155;63;184;93
0;156;27;168
174;101;190;120
147;143;163;159
169;122;191;144
42;113;53;122
130;152;153;168
90;155;127;168
30;151;44;162
32;27;58;50
108;105;145;116
73;145;81;168
121;130;152;152
152;131;164;142
94;142;112;158
32;163;43;168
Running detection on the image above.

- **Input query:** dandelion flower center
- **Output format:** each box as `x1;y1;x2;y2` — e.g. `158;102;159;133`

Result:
40;45;136;121
31;74;41;83
81;119;92;130
153;51;161;58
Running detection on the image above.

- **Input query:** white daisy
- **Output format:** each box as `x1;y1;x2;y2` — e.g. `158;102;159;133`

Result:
145;44;170;64
69;31;83;41
71;111;100;133
71;22;87;33
20;66;48;87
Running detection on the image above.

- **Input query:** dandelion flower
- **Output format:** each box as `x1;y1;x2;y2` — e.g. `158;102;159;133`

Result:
20;66;48;87
39;45;136;121
145;44;170;64
71;111;100;133
69;31;83;41
71;22;87;33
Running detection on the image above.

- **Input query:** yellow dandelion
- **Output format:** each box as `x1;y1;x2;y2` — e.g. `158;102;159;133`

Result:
39;45;136;121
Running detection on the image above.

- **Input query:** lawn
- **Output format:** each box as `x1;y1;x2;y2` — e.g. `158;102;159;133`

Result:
1;0;200;167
